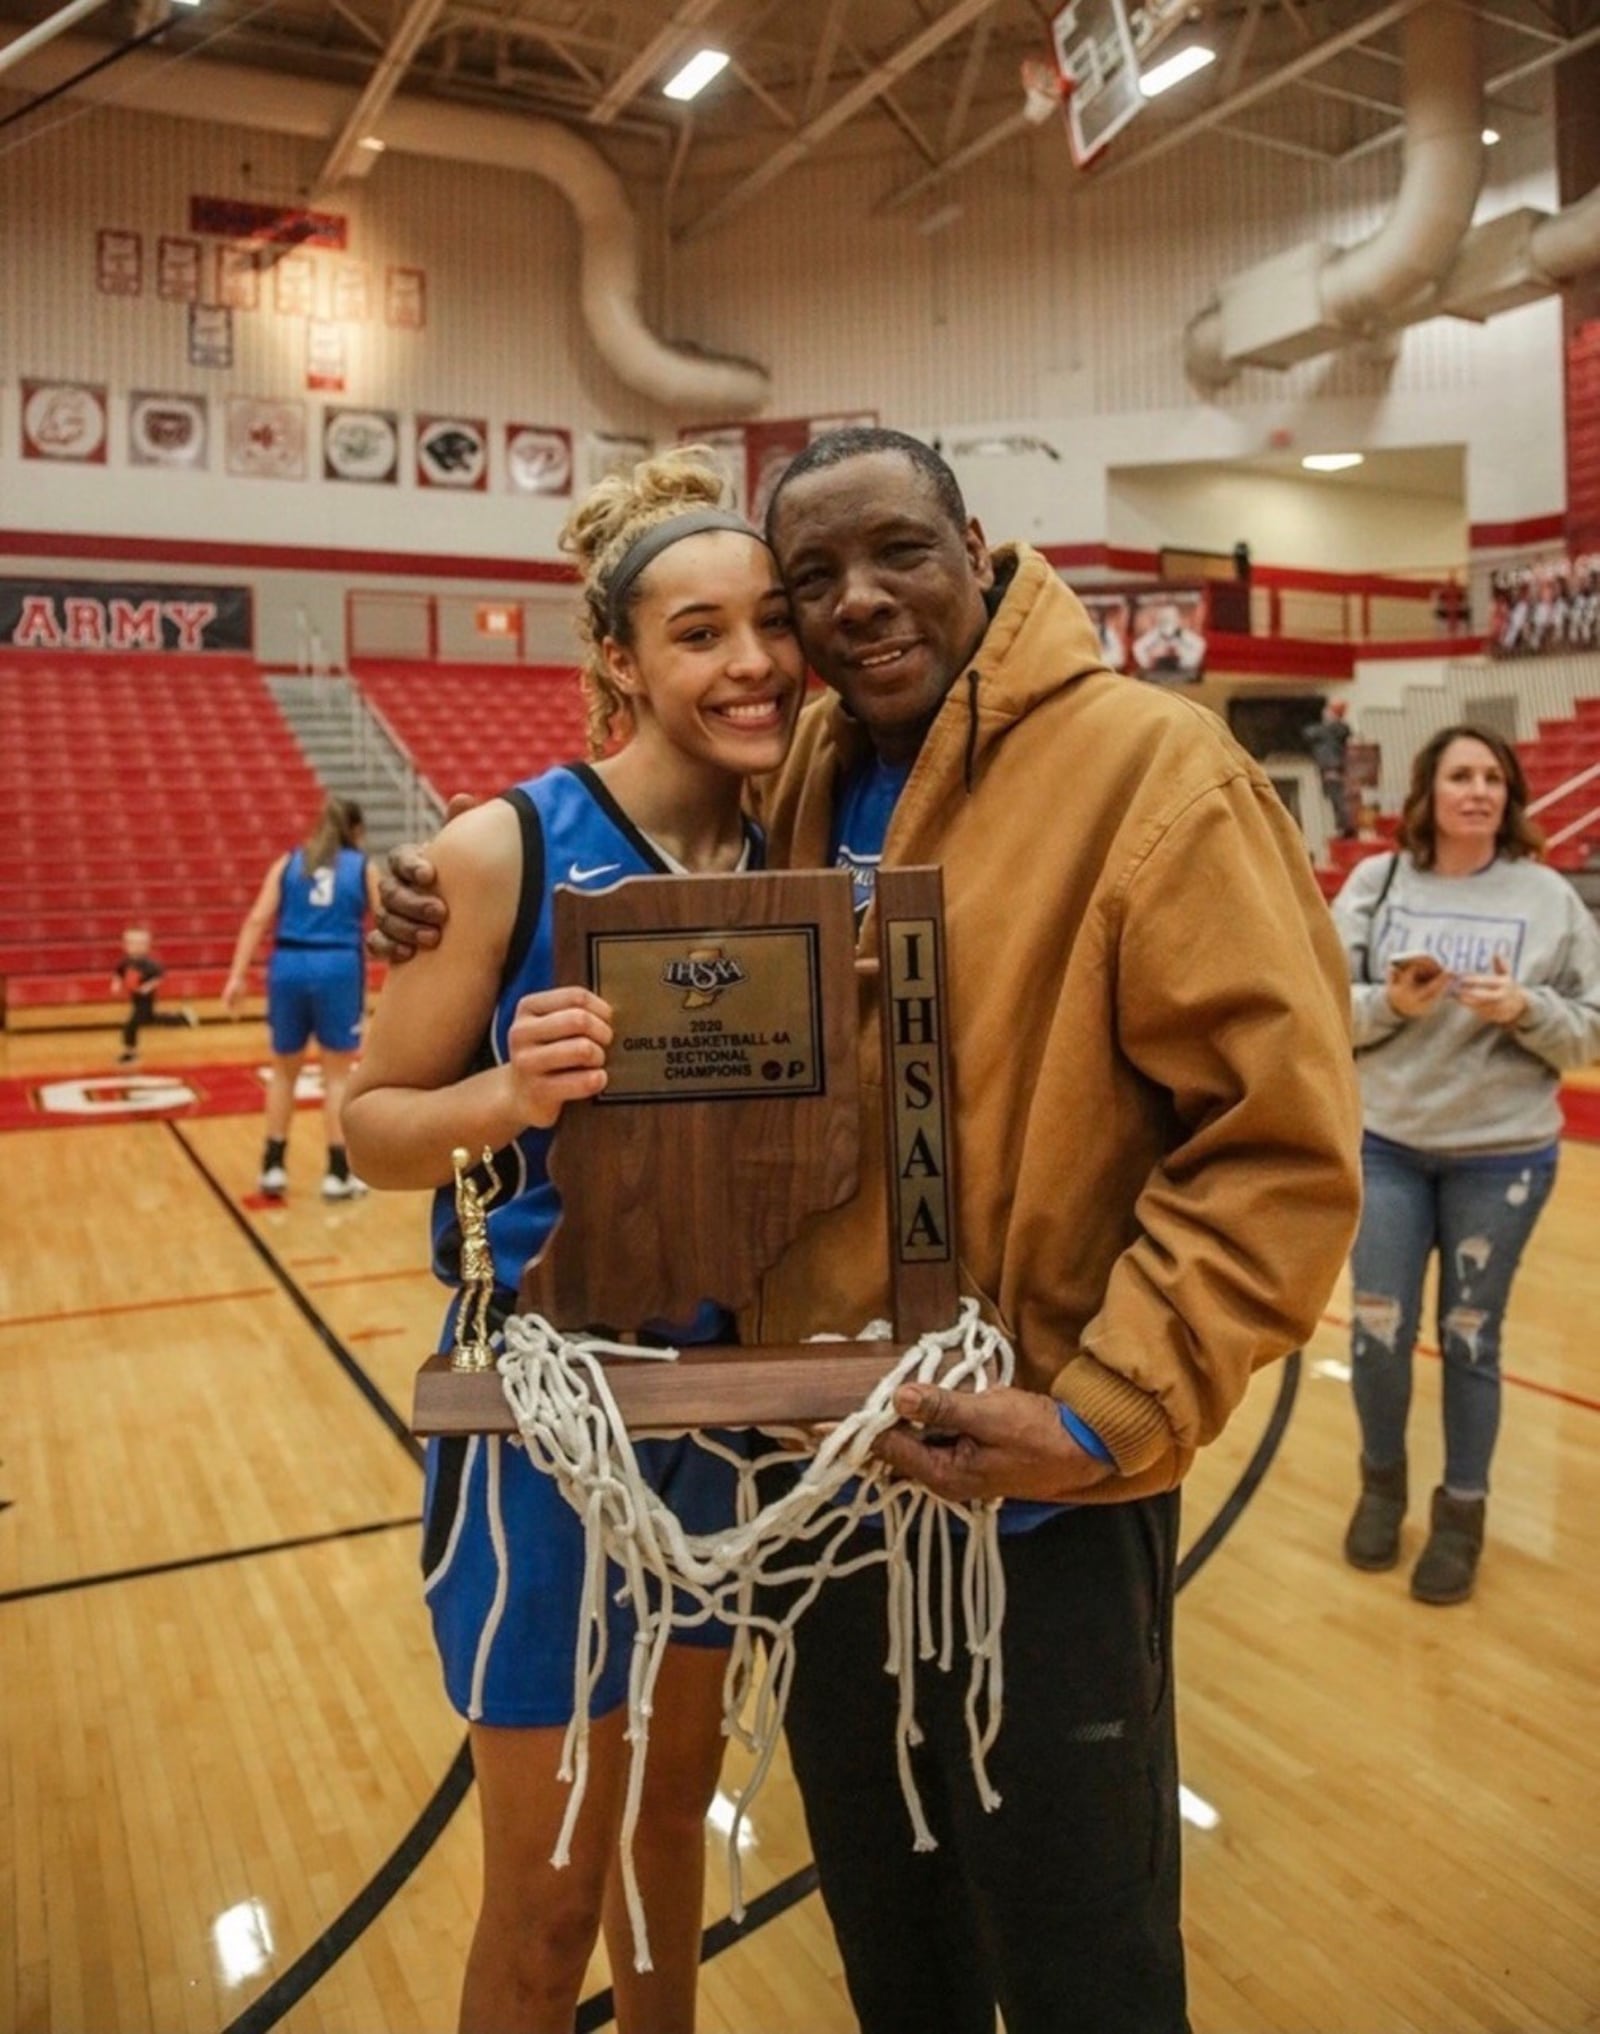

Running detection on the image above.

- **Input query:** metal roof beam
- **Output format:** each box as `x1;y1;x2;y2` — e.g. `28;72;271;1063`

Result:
587;0;721;126
1339;14;1600;161
316;0;450;187
679;0;1006;241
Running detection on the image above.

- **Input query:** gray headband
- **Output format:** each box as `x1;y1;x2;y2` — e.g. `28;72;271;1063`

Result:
604;509;763;635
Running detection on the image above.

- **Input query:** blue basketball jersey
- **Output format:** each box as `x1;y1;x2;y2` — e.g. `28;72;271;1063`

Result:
429;761;763;1307
277;845;368;949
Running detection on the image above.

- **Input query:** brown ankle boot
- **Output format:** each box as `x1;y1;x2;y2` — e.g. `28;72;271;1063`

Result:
1343;1457;1408;1571
1410;1488;1485;1605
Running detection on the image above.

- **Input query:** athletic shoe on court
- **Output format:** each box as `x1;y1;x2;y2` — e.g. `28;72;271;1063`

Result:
259;1164;289;1197
321;1172;368;1200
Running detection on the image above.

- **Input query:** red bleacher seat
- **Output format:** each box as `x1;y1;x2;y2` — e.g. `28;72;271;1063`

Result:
1;659;326;1018
353;659;590;796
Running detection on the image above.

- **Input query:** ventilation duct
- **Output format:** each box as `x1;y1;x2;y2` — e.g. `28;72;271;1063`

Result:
1185;2;1483;389
5;40;770;418
1425;179;1600;321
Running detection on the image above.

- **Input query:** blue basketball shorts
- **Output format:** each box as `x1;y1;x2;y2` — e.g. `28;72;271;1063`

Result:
266;947;364;1054
420;1426;751;1728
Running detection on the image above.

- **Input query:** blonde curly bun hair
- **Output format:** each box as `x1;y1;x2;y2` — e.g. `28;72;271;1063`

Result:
560;444;742;758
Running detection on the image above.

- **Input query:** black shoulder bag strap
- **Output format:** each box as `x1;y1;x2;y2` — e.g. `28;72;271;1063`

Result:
1356;851;1402;986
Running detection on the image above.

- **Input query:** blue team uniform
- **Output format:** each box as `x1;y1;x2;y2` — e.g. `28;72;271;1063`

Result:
422;762;762;1726
267;845;368;1053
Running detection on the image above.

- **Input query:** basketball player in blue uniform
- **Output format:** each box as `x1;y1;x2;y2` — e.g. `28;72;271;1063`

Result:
342;448;804;2034
223;795;379;1198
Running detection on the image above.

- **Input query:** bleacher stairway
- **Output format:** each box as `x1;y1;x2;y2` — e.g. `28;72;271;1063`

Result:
263;674;438;855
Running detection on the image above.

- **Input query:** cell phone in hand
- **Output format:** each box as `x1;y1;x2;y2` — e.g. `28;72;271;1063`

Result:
1388;950;1445;980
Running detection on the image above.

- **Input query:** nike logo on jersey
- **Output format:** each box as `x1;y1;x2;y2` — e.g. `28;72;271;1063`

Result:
568;861;621;884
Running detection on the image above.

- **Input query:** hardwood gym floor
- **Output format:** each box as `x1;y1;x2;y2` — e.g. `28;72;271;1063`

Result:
2;1023;1597;2033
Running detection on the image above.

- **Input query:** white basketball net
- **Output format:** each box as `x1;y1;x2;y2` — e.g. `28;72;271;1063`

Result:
494;1298;1015;1972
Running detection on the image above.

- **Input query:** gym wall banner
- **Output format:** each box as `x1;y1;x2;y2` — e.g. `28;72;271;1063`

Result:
1083;584;1211;683
1486;553;1599;657
0;579;255;654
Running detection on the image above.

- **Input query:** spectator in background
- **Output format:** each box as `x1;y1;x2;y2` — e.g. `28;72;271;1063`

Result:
1332;725;1600;1604
1432;574;1471;637
110;924;197;1066
1303;697;1356;839
222;794;379;1199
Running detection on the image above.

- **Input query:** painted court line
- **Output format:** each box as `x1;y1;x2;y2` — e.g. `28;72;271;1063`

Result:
0;1284;278;1334
302;1266;438;1292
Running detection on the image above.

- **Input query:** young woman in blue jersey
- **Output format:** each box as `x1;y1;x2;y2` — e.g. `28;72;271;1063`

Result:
222;794;380;1198
342;448;804;2034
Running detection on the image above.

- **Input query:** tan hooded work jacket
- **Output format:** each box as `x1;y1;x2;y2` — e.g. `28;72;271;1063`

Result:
752;542;1362;1499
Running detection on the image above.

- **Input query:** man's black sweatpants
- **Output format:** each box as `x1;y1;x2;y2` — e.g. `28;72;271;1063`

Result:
770;1493;1189;2034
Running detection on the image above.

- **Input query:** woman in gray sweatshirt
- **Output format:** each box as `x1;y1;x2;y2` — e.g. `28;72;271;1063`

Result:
1332;722;1600;1604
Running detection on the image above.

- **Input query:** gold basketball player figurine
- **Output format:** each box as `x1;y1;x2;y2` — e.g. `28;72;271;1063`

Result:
451;1145;502;1373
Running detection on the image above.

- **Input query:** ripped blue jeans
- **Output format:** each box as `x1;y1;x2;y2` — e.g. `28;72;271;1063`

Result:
1350;1132;1558;1498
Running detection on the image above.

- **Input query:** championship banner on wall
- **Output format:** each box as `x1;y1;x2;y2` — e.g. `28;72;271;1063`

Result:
306;319;346;392
274;254;316;318
384;265;426;330
95;228;142;296
679;413;878;523
129;391;208;470
0;579;253;654
226;397;307;480
417;416;488;490
745;420;812;523
694;428;750;515
324;406;399;484
21;380;108;463
216;245;260;311
505;424;573;496
585;431;651;488
157;236;202;302
1487;553;1600;656
187;305;234;370
333;265;370;323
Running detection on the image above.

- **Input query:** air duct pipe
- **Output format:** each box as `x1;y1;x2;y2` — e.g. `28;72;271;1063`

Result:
1527;179;1600;284
1186;1;1483;389
1347;170;1600;329
4;41;770;417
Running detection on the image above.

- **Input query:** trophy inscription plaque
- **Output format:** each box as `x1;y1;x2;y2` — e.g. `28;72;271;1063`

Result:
412;864;960;1433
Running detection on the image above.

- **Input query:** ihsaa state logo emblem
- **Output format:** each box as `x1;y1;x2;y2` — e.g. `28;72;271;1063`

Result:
661;946;747;1011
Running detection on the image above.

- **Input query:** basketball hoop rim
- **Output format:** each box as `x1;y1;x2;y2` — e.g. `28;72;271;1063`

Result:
1019;53;1069;101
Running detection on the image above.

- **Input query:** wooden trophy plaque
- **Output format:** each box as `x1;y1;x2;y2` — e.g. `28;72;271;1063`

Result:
412;865;960;1433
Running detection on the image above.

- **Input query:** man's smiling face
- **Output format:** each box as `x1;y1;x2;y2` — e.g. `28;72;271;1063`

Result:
769;449;994;762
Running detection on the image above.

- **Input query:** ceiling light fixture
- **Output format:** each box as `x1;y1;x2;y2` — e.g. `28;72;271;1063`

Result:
664;48;730;101
358;135;386;152
1481;126;1500;145
1139;46;1215;98
1301;452;1366;473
